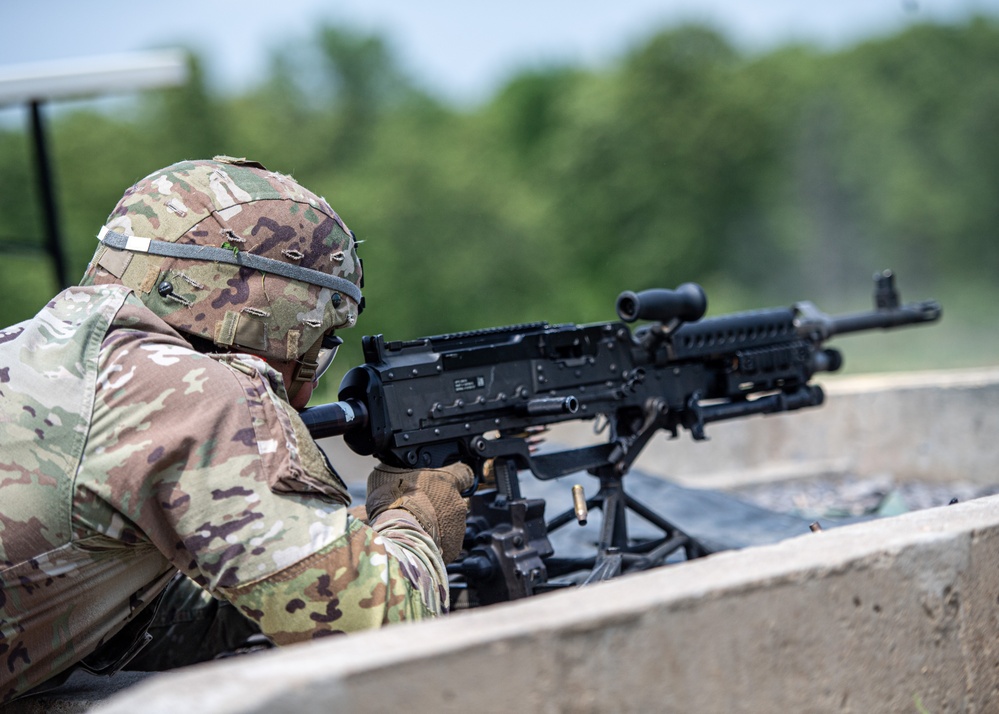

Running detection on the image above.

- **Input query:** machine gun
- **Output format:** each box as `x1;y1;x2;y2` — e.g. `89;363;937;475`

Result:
302;270;941;606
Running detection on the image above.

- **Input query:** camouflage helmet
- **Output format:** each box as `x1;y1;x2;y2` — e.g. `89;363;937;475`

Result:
82;157;363;374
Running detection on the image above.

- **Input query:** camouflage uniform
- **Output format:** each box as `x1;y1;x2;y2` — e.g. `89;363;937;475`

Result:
0;159;449;701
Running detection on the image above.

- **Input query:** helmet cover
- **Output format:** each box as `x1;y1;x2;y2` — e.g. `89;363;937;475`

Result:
82;157;363;363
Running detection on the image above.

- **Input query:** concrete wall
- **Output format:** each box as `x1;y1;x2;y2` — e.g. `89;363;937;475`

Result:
92;494;999;714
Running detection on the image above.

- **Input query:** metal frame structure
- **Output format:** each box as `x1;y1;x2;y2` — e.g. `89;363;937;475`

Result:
0;51;188;288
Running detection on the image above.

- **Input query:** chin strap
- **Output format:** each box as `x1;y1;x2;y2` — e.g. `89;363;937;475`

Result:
288;338;323;401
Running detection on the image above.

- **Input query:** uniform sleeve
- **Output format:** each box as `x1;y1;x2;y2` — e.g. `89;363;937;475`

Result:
267;389;449;616
366;508;449;615
81;325;448;642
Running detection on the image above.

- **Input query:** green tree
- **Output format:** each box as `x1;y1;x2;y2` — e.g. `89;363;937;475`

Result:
2;17;997;373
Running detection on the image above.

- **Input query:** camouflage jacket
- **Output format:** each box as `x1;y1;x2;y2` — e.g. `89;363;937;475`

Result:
0;285;447;700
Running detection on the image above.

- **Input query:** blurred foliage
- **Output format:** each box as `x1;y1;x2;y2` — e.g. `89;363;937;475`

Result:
2;18;997;401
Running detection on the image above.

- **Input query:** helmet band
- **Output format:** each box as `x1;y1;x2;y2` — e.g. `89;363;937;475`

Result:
98;226;362;304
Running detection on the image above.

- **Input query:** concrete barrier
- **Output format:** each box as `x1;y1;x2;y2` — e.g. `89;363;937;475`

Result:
90;494;999;714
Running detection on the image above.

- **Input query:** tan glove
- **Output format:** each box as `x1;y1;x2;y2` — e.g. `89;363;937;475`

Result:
366;463;474;563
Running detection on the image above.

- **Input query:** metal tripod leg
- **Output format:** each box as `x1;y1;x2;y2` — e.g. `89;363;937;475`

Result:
551;466;710;584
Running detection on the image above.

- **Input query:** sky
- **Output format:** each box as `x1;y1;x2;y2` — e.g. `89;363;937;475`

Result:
2;0;999;106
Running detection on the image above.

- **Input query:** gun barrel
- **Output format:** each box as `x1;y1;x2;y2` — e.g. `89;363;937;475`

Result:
300;398;369;439
829;300;942;337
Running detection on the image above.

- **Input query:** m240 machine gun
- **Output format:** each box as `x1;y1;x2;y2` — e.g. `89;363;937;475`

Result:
302;271;941;607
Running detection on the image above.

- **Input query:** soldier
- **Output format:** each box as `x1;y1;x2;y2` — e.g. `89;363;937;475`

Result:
0;157;472;701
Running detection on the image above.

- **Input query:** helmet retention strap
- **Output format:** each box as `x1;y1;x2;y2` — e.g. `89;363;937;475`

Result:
289;338;323;400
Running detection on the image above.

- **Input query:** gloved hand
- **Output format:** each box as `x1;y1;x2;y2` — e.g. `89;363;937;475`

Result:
366;463;474;563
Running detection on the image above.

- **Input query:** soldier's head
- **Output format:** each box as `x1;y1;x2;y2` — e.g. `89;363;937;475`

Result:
82;156;363;407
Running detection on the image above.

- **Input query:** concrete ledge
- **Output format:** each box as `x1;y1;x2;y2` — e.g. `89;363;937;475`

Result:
92;495;999;714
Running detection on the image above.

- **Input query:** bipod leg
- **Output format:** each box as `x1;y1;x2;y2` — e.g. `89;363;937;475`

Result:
545;466;713;585
593;465;712;573
623;491;711;561
596;473;630;552
581;469;631;584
